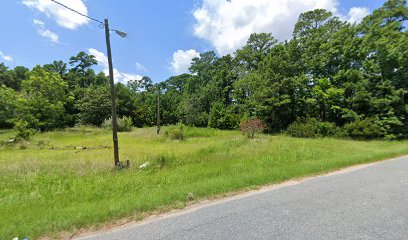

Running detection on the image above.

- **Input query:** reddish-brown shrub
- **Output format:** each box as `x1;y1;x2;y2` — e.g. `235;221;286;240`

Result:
240;118;267;138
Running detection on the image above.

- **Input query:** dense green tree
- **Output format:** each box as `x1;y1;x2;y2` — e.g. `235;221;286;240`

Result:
176;51;219;126
208;55;237;105
208;102;239;129
0;85;18;128
43;60;68;76
294;9;344;79
189;51;218;86
115;83;136;118
17;66;68;130
353;0;408;138
159;74;190;125
11;66;29;91
76;85;111;126
67;52;99;89
235;33;277;72
0;64;18;91
0;0;406;140
69;52;98;74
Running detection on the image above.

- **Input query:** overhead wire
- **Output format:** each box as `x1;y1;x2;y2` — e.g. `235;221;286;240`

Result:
49;0;128;33
49;0;104;25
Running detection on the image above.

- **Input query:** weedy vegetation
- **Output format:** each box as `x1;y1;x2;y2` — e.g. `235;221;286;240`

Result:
1;127;407;239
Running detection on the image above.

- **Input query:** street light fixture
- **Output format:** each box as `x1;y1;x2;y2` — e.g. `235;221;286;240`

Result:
114;30;128;38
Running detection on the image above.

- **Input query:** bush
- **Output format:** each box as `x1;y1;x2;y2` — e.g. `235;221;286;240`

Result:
286;118;339;138
153;154;177;169
14;120;37;141
240;118;266;138
164;123;185;140
102;116;133;132
316;121;339;137
287;118;319;138
343;118;384;140
208;102;240;130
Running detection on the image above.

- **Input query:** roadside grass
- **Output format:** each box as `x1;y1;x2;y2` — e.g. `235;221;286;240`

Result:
1;127;407;239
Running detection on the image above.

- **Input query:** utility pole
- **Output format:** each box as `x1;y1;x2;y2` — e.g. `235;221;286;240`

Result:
156;86;161;135
104;18;120;166
49;1;126;167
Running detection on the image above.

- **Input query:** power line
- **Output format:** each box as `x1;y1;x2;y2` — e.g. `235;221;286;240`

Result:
49;0;125;167
49;0;103;25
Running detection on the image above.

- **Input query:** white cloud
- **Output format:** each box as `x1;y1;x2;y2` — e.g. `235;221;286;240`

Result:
88;48;108;66
87;48;143;83
347;7;370;24
34;19;59;43
23;0;89;30
33;19;45;26
193;0;361;55
136;62;149;73
0;51;13;62
171;49;200;74
38;29;59;43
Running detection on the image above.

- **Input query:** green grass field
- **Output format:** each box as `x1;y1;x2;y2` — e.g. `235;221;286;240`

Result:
1;127;407;239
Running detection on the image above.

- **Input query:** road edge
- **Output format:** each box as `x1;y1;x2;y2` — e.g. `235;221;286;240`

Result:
73;154;407;240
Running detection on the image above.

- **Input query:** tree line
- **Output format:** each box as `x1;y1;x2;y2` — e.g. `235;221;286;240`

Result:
1;0;407;140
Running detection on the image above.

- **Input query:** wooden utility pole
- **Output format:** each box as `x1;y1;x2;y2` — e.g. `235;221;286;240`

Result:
48;1;126;167
104;18;120;166
156;86;161;135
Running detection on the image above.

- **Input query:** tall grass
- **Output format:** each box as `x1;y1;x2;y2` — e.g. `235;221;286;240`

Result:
0;127;407;239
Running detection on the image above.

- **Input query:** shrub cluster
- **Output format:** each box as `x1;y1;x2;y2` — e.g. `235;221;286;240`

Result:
240;118;267;138
102;116;133;132
343;118;384;140
14;120;37;141
164;123;185;140
286;117;386;140
286;118;340;138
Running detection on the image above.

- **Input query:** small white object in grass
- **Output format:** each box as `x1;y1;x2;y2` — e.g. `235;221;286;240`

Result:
139;162;151;169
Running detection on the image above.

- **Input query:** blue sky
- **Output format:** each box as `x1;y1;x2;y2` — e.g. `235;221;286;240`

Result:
0;0;388;83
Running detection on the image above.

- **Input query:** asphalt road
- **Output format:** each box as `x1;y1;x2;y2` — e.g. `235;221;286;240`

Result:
78;156;408;240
